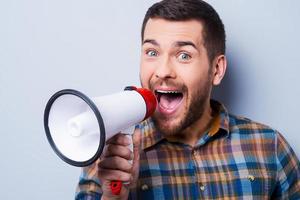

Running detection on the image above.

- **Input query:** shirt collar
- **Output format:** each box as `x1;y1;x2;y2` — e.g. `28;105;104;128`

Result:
208;99;230;137
140;99;230;150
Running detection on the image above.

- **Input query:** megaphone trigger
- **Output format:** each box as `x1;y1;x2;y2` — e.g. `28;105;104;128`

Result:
110;180;123;195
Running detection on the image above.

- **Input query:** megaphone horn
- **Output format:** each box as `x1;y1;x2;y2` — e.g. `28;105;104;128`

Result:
44;86;157;167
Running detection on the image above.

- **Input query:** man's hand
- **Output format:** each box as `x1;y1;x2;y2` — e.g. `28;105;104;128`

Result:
98;128;141;200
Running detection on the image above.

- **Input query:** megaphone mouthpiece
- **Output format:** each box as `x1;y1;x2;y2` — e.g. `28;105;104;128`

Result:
127;86;157;120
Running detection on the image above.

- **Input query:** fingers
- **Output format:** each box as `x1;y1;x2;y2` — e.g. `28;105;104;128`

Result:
104;144;133;160
98;132;137;198
98;168;132;182
98;131;142;187
99;156;132;173
106;133;131;146
103;133;133;162
99;133;133;184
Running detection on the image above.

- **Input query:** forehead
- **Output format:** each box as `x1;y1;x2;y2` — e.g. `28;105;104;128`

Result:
143;18;204;46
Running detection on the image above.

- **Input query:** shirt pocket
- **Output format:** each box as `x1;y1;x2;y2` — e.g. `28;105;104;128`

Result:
136;176;170;200
218;169;274;199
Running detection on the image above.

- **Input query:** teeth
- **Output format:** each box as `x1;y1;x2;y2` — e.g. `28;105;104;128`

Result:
156;90;180;94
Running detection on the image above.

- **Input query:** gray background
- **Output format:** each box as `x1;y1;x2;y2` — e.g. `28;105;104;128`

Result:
0;0;299;199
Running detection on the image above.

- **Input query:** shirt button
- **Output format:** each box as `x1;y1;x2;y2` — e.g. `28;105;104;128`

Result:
247;175;255;182
141;184;149;191
192;150;197;156
200;184;205;191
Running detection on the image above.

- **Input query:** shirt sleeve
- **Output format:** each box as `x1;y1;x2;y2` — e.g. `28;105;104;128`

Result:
272;131;300;199
75;159;103;200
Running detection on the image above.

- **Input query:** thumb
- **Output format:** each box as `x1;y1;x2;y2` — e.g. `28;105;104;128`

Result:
130;127;141;187
133;127;141;151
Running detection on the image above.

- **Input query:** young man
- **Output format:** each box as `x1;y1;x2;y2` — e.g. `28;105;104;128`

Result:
76;0;300;199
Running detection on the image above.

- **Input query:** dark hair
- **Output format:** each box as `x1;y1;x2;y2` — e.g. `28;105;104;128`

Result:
141;0;226;63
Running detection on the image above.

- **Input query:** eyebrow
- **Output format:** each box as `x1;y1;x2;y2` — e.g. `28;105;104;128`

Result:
143;39;159;46
174;41;197;50
143;39;197;50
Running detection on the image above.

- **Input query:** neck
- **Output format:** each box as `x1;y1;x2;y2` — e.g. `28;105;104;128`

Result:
166;100;213;147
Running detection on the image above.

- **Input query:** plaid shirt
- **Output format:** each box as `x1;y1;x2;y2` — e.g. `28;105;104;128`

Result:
75;100;300;199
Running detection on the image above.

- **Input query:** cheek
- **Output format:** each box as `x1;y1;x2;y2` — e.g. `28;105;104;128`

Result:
180;70;209;96
177;67;201;87
140;64;153;88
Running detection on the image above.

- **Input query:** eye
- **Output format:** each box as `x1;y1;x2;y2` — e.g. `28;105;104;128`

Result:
146;50;158;57
178;52;191;61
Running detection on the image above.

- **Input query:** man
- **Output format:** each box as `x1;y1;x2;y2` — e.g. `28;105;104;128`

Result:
76;0;300;199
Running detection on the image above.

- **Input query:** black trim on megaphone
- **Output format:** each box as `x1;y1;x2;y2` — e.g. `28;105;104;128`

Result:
44;89;106;167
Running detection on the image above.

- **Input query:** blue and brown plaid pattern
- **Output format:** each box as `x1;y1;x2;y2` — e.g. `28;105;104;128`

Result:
76;100;300;199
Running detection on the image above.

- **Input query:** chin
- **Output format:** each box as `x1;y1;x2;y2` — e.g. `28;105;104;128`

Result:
152;115;184;136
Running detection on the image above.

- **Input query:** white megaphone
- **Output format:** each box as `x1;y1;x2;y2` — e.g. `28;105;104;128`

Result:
43;86;157;168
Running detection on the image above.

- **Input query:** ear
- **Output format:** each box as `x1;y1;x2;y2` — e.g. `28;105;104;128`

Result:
212;55;227;86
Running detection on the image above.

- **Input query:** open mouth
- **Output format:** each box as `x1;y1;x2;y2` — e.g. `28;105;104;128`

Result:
155;89;184;114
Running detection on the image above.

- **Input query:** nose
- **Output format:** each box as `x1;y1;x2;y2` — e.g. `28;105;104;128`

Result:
154;57;176;80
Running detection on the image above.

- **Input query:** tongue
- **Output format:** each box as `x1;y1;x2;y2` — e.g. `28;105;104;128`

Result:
160;94;182;110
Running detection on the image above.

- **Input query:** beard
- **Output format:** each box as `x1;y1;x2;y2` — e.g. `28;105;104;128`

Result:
151;77;212;137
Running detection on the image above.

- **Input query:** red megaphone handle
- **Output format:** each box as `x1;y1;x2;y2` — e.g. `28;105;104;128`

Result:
110;180;122;195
